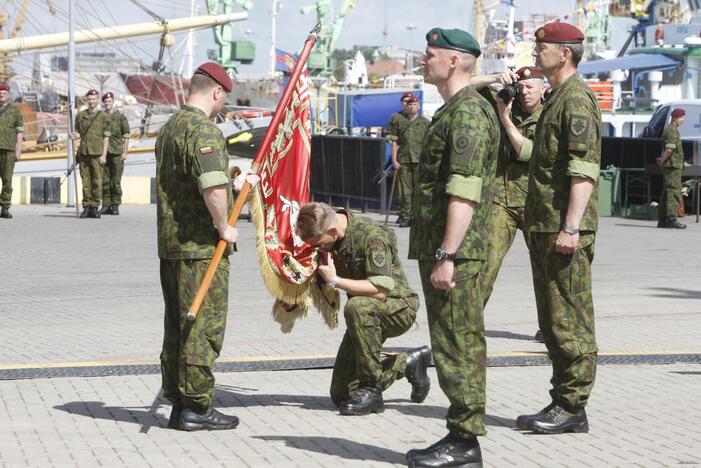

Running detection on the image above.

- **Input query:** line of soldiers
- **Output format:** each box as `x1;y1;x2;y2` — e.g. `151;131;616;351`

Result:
70;89;130;218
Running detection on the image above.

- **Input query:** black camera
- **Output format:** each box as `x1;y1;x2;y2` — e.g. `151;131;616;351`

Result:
497;82;523;102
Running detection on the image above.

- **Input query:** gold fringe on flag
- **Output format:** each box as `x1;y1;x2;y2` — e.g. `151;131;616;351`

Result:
247;187;339;333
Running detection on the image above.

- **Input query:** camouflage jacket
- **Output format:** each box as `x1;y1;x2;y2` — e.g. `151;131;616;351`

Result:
526;74;601;233
385;111;409;144
480;88;541;208
333;210;420;313
0;103;24;151
106;110;130;155
408;84;500;261
397;116;430;164
75;108;110;156
156;104;233;260
661;124;684;171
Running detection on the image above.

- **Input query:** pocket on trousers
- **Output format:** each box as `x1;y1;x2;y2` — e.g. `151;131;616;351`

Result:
448;261;483;334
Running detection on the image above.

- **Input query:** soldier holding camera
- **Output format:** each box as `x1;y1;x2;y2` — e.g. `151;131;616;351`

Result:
472;67;545;325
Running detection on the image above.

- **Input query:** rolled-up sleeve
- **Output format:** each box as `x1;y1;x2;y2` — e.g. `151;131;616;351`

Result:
446;174;483;202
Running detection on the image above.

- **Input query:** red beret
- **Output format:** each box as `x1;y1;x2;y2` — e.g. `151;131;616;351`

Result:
671;108;686;118
515;66;545;81
194;62;233;93
0;83;9;92
406;95;420;103
535;22;585;44
401;92;415;102
101;92;114;102
85;89;99;96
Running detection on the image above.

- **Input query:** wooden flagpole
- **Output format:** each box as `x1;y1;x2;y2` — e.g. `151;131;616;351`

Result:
187;25;320;322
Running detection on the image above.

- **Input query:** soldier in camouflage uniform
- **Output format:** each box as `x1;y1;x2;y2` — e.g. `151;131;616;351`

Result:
472;67;545;341
0;83;23;219
157;62;254;431
99;92;130;216
71;89;110;219
406;28;499;468
296;202;431;416
392;94;429;228
384;93;411;225
518;22;600;435
656;108;686;229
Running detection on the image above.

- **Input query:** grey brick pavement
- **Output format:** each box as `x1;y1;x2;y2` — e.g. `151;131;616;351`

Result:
1;204;700;467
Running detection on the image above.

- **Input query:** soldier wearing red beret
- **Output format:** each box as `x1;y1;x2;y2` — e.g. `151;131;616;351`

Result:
656;108;687;228
520;22;601;434
99;92;130;216
0;83;23;219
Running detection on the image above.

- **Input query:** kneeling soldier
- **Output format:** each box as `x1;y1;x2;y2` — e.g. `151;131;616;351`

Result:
297;202;431;415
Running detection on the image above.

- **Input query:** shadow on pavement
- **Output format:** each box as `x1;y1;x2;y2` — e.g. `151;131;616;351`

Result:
614;223;657;229
486;330;535;341
53;401;167;431
215;385;336;412
385;401;516;428
645;287;701;300
670;371;701;376
252;435;406;464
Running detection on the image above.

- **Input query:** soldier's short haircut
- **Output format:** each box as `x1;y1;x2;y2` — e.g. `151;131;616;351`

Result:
297;202;336;240
560;43;584;66
458;52;476;73
189;73;220;96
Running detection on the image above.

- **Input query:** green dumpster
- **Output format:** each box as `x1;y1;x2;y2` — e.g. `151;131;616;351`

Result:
598;165;621;217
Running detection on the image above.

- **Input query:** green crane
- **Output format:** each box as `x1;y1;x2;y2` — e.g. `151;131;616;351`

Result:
205;0;254;74
300;0;357;76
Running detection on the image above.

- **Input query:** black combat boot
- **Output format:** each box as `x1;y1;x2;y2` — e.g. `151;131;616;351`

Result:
339;387;384;415
99;205;112;215
534;329;544;343
177;407;239;431
395;216;405;225
666;219;686;229
111;205;119;216
516;401;557;430
528;404;589;434
398;218;411;228
657;219;667;228
89;207;101;218
406;432;482;468
0;207;12;219
79;207;90;218
168;405;182;429
405;346;431;403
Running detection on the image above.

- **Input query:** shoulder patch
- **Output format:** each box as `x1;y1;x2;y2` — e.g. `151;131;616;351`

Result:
570;115;589;137
453;135;470;154
371;250;386;268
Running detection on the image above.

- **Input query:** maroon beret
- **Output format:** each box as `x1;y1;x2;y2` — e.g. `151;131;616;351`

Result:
0;83;9;92
535;22;585;44
401;92;415;102
406;95;420;103
515;66;545;81
101;92;114;102
85;89;99;96
194;62;233;93
671;108;686;118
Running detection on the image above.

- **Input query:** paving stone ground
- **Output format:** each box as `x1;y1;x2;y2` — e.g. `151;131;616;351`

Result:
1;204;700;467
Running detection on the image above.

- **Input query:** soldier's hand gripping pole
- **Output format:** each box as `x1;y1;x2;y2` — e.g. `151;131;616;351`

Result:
187;25;320;322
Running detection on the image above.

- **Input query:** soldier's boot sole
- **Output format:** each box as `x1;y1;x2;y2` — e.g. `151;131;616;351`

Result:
338;403;385;416
530;418;589;435
408;461;482;468
177;419;239;431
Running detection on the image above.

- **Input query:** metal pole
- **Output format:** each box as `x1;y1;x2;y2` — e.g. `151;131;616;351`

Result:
270;0;279;76
186;0;195;77
66;0;76;208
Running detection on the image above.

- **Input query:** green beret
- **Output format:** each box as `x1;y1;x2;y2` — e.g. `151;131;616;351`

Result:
426;28;481;57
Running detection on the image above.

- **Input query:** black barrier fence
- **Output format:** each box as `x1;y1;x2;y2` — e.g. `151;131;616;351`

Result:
310;135;389;212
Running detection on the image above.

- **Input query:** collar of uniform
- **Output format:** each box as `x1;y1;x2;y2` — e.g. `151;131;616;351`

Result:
518;105;542;127
547;72;580;101
181;104;209;118
86;107;100;114
434;84;474;121
334;209;357;254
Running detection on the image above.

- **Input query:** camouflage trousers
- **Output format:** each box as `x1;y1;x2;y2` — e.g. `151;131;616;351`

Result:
160;258;229;411
330;296;417;406
102;153;124;207
529;232;598;411
480;203;529;308
0;149;16;208
397;162;419;220
419;260;487;438
79;155;103;208
658;168;682;222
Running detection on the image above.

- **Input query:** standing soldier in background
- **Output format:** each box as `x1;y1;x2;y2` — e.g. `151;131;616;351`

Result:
157;62;256;431
296;202;431;416
100;92;130;216
393;94;429;228
407;28;499;468
472;66;545;341
520;22;601;435
656;108;686;229
71;89;110;219
384;92;412;225
0;83;23;219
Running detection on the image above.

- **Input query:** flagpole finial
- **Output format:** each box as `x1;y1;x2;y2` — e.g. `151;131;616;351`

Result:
310;23;321;36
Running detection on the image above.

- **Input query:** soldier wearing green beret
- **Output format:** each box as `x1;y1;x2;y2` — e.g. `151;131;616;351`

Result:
0;84;23;219
406;27;499;468
99;92;130;216
296;202;431;416
517;22;600;435
71;89;110;219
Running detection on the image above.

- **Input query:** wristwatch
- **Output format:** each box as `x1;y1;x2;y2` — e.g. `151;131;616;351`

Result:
563;225;579;235
435;248;457;261
328;276;339;289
